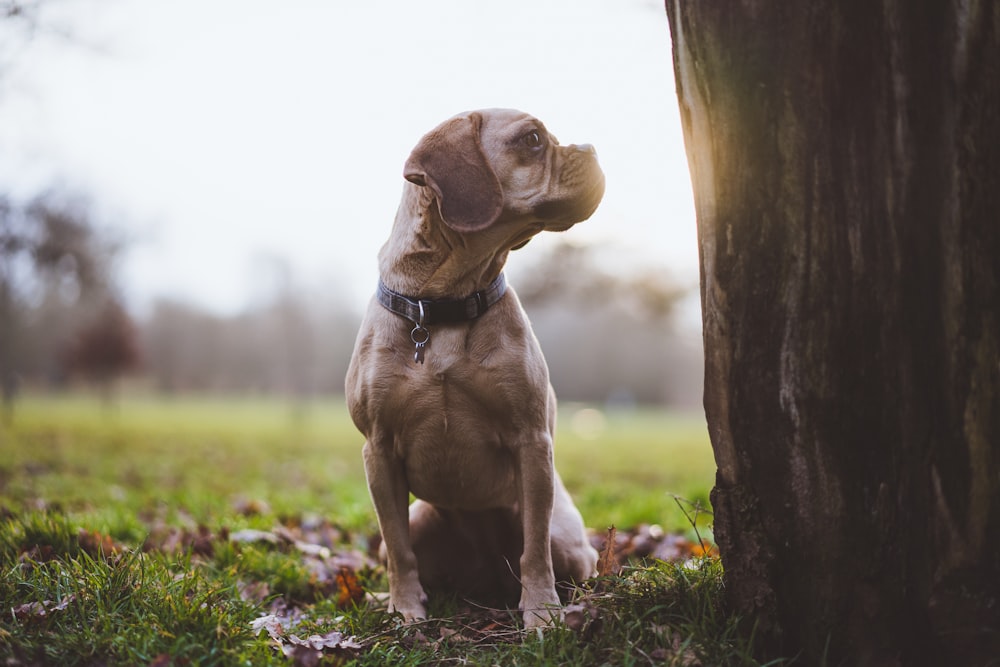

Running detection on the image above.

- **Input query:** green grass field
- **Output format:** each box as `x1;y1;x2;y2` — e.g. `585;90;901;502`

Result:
0;394;777;666
1;394;716;538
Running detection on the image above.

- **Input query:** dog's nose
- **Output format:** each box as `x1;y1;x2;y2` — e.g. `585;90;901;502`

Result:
572;143;597;155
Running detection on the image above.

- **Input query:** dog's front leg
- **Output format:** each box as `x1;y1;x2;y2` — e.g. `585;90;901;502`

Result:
363;437;427;621
517;433;561;629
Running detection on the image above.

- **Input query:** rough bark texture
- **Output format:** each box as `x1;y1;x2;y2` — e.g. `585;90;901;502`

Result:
665;2;1000;664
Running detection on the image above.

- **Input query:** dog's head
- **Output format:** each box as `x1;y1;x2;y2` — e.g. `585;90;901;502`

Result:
403;109;605;244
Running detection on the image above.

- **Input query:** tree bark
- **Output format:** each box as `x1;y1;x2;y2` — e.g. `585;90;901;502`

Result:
665;2;1000;664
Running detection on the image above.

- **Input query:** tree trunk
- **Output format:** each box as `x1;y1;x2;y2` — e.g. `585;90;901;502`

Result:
665;2;1000;664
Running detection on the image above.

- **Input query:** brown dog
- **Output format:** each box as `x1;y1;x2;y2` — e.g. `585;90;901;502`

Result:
346;109;604;628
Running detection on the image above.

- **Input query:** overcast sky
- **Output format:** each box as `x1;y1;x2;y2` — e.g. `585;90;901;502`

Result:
0;0;696;315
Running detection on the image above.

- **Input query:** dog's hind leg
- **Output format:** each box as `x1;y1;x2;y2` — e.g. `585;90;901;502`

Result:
549;474;598;589
409;501;523;607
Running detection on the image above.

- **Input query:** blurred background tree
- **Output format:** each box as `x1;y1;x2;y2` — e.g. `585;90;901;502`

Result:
514;241;700;408
0;190;126;416
62;296;139;402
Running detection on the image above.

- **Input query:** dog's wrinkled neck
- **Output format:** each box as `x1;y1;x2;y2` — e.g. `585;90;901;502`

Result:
378;183;509;300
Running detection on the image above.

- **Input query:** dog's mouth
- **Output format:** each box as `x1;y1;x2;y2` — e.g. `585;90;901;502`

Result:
531;147;606;228
532;174;606;229
508;222;546;250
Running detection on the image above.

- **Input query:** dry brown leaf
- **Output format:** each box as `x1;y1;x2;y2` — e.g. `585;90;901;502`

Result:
401;629;431;648
335;566;365;608
238;580;271;603
191;525;216;556
563;602;599;633
588;524;719;568
232;497;272;517
252;608;361;664
596;525;619;576
689;542;719;559
651;624;702;666
77;529;122;558
11;596;74;621
437;627;472;644
142;524;216;557
11;602;48;621
284;644;322;667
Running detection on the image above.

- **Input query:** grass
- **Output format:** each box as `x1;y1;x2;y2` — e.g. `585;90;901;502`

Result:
0;393;777;665
1;394;715;536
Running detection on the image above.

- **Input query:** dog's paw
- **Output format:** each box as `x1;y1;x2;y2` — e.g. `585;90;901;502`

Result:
388;584;428;622
392;601;428;623
520;589;562;630
523;607;561;630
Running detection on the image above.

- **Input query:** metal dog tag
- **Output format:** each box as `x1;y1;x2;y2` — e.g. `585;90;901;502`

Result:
411;325;429;364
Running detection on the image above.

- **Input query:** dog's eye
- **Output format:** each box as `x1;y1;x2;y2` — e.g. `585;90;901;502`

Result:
522;131;544;149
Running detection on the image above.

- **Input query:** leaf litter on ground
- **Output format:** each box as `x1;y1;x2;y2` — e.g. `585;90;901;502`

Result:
4;499;727;666
251;603;363;665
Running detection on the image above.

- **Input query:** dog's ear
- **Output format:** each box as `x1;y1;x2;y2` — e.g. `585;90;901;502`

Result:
403;114;503;232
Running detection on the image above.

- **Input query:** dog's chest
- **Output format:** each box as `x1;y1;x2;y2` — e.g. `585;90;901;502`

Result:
350;301;552;508
404;432;520;509
390;375;522;508
385;337;546;508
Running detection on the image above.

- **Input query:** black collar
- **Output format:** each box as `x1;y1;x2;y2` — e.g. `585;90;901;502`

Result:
376;273;508;327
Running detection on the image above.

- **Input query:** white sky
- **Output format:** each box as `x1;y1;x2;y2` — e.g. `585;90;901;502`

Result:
0;0;697;316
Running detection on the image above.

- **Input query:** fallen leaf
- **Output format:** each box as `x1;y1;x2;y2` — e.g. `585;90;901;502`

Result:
238;580;271;603
271;524;336;559
77;529;122;558
232;497;272;517
142;524;217;557
283;644;321;667
19;544;55;563
251;609;305;643
562;602;599;633
651;534;694;562
689;542;719;558
588;524;719;568
401;629;431;648
596;525;619;576
477;621;504;634
11;595;75;621
12;602;47;620
284;632;364;665
252;609;361;664
288;632;342;650
229;529;280;545
295;541;331;559
438;627;471;644
190;525;215;556
335;566;365;609
651;624;702;666
250;614;283;642
297;515;344;549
